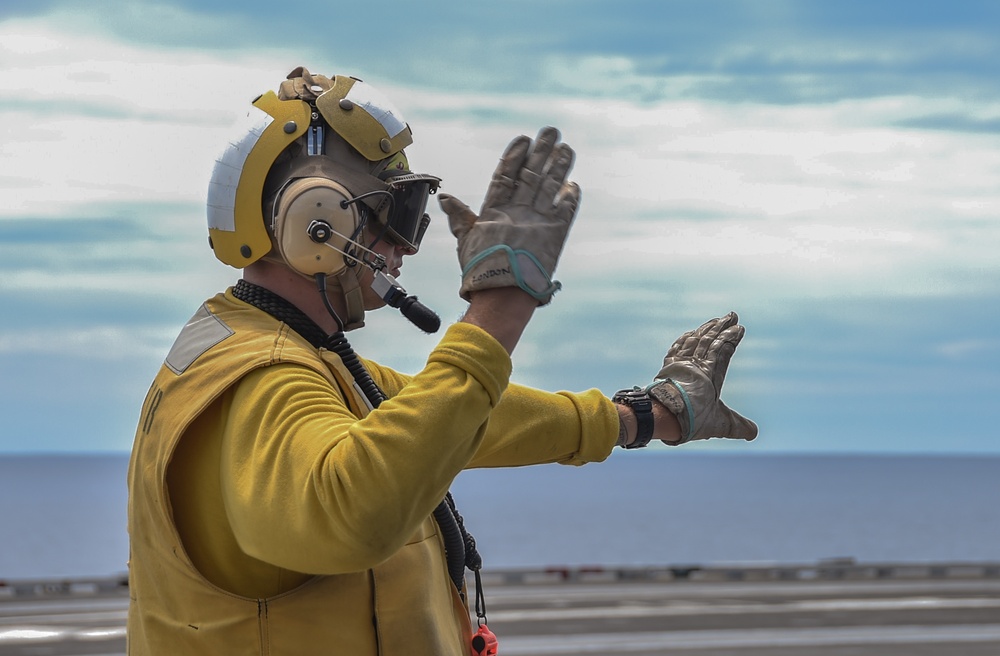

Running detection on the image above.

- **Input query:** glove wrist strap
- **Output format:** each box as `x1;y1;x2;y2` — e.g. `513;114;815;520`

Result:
612;386;654;449
462;244;561;301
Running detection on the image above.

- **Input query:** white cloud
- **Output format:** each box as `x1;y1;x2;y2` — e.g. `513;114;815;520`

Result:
3;18;999;307
2;7;1000;455
0;17;293;215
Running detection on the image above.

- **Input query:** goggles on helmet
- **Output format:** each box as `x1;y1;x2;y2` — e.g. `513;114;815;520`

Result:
372;172;441;254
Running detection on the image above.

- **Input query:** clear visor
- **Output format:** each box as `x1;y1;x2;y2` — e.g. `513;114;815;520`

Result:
376;173;441;253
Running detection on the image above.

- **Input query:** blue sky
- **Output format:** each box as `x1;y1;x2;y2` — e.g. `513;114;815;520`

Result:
1;0;998;454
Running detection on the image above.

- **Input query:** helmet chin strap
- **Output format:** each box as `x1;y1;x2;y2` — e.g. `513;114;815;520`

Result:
335;266;367;331
313;266;366;332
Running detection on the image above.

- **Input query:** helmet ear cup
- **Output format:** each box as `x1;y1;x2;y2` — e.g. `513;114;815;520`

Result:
272;177;359;277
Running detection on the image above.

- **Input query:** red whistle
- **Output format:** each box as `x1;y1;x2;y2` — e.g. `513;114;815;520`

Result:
471;624;498;655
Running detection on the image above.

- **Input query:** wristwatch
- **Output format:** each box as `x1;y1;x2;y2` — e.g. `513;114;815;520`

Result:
612;386;654;449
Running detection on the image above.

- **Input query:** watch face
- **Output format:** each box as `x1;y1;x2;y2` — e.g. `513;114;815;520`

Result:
615;388;652;407
613;387;645;404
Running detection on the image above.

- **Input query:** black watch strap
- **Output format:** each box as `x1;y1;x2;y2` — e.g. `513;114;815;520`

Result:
612;386;655;449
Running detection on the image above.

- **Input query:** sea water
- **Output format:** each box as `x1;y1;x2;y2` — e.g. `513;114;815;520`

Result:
1;452;998;580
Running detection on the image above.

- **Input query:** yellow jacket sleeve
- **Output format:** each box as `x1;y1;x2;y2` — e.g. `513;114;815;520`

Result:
219;322;617;575
367;331;620;469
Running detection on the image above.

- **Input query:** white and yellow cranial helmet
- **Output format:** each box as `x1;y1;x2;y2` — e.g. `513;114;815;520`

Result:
206;67;420;269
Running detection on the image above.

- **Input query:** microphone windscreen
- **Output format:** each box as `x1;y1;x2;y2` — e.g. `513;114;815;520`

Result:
400;296;441;333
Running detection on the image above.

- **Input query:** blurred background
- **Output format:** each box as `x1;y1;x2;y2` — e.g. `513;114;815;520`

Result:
1;0;998;580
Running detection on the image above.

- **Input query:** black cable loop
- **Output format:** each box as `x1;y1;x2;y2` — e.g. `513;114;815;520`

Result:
324;332;387;405
434;501;470;593
233;280;329;346
446;492;482;572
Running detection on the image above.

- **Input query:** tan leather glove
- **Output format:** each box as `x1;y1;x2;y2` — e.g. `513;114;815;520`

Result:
647;312;758;444
438;127;580;305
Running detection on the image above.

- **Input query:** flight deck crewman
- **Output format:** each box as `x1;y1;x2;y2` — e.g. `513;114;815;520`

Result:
126;66;758;655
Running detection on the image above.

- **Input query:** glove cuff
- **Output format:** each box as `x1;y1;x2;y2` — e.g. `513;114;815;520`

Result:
612;386;655;449
460;244;562;304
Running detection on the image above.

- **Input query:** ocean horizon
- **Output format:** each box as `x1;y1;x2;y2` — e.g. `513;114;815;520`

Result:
2;451;998;581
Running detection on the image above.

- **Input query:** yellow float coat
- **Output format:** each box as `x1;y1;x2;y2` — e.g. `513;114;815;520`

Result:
127;289;618;654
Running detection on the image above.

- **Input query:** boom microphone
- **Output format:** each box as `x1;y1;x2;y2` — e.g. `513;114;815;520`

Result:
398;295;442;333
371;271;441;334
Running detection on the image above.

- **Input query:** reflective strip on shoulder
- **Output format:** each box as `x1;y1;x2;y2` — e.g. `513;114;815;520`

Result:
165;303;235;375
